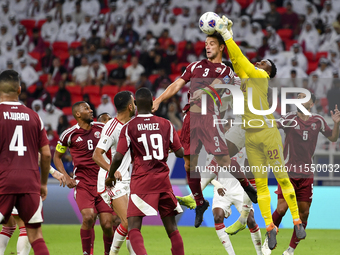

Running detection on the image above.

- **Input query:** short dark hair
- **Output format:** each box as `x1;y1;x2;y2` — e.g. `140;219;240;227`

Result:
267;59;277;78
223;61;234;72
207;33;226;47
135;87;153;101
97;112;110;119
0;70;20;93
114;91;133;113
72;101;87;117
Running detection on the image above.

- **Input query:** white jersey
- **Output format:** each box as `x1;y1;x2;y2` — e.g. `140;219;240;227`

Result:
231;147;247;167
96;117;131;194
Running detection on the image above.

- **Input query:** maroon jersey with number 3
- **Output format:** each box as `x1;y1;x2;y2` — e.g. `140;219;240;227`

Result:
181;59;234;114
278;112;332;177
0;102;49;195
116;114;182;194
58;122;104;185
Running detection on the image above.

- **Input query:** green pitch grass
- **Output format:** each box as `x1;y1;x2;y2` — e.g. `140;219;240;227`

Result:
4;225;340;254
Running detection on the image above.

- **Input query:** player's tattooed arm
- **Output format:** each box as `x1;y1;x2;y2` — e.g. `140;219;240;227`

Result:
329;104;340;142
106;152;124;188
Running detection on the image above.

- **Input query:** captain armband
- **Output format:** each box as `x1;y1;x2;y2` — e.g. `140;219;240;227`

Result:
56;143;67;153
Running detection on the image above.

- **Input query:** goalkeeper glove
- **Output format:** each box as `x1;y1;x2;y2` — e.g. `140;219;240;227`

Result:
216;16;233;41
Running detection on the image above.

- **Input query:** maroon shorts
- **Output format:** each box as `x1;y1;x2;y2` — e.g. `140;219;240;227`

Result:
74;183;113;214
127;192;182;219
0;193;43;227
276;177;314;202
180;111;229;156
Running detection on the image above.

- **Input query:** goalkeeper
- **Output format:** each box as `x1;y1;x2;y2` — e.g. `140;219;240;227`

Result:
215;16;306;250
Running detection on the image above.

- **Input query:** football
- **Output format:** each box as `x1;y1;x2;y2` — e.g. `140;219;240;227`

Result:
199;12;221;35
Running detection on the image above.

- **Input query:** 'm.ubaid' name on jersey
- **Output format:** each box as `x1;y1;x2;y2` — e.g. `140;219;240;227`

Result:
3;112;30;121
137;123;160;131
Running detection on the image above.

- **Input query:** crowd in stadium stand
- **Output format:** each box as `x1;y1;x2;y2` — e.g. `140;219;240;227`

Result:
0;0;340;155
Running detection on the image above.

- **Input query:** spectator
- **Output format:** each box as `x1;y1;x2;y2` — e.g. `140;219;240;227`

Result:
72;0;85;25
8;15;19;37
57;115;70;136
277;56;308;79
14;25;29;50
41;13;59;43
328;50;340;71
41;47;55;74
44;103;64;131
134;17;147;40
28;27;46;54
120;22;140;49
221;0;241;20
285;0;309;16
289;43;308;71
106;2;119;25
152;69;171;93
31;99;47;122
108;58;126;86
48;0;64;24
308;72;327;100
264;45;286;70
83;93;97;118
64;47;81;73
2;41;16;60
178;41;197;63
96;14;106;38
96;94;116;117
265;2;281;30
281;2;299;37
19;58;39;88
177;6;191;29
244;22;264;50
149;13;164;38
327;78;340;116
5;59;16;71
77;14;93;41
27;0;45;20
9;0;27;21
266;26;283;52
18;81;33;107
0;2;12;25
57;14;77;44
53;81;71;109
87;27;102;49
315;58;333;81
14;48;38;69
320;1;337;26
167;96;182;130
164;16;184;43
184;22;206;42
165;44;178;65
63;0;77;17
81;0;100;17
125;56;145;85
233;16;251;42
305;3;319;24
87;44;102;64
298;21;320;53
46;57;68;86
140;31;157;53
31;81;52;107
160;4;172;23
88;59;107;86
135;72;152;90
72;56;90;86
246;0;270;27
333;13;340;31
319;25;337;52
0;25;13;49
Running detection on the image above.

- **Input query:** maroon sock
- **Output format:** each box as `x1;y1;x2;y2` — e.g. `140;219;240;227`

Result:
289;221;307;249
128;228;147;255
272;209;284;227
31;238;50;255
80;229;92;254
168;230;184;255
103;234;113;255
90;227;95;255
229;160;248;187
186;171;204;206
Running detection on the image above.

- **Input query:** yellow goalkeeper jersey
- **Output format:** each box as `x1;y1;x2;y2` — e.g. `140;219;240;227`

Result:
225;38;275;130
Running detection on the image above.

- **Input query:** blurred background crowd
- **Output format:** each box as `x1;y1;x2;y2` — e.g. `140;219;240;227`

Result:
0;0;340;170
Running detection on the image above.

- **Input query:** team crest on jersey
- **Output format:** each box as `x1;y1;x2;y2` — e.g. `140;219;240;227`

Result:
103;139;107;144
237;151;244;158
94;131;101;138
215;67;222;73
223;75;230;84
115;190;122;196
311;123;317;130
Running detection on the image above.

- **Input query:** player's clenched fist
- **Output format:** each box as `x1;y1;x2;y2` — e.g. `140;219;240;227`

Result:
152;99;160;113
105;176;116;188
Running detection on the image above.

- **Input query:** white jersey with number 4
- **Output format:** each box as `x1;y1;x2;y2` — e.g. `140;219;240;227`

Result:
97;117;131;194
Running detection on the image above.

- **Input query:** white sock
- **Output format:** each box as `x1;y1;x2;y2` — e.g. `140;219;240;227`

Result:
126;236;136;255
215;223;235;255
17;227;31;255
0;226;16;254
249;225;262;255
239;192;252;225
287;246;295;253
110;224;127;253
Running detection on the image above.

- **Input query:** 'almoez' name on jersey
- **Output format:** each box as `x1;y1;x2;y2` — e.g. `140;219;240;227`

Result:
3;112;30;121
137;123;160;131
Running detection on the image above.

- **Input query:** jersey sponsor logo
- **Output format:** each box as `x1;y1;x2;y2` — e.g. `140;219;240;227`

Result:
311;123;317;130
215;67;222;73
94;131;101;139
223;75;230;84
215;147;221;153
295;125;300;129
76;136;83;142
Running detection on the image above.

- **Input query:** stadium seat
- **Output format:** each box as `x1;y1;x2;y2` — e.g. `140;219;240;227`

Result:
100;7;110;14
70;41;81;49
277;29;293;40
62;106;73;116
37;19;46;29
55;51;70;65
71;95;83;105
320;97;329;114
123;62;131;69
27;84;36;94
284;40;298;51
105;63;118;73
148;74;159;84
46;86;59;98
194;41;205;57
172;7;182;16
20;19;36;30
53;41;69;52
66;85;82;96
69;118;78;126
102;85;119;96
169;74;180;82
276;7;287;15
246;52;257;61
177;41;187;53
28;52;41;61
304;52;314;62
121;85;136;94
44;41;50;48
83;85;101;96
236;0;251;9
307;61;318;74
315;52;328;62
39;74;49;84
89;94;102;107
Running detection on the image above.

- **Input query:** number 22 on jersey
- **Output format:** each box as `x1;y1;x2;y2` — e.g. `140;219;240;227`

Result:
138;133;164;160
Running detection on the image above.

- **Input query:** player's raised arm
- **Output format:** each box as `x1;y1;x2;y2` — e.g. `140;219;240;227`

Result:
152;77;186;113
39;144;51;201
328;104;340;142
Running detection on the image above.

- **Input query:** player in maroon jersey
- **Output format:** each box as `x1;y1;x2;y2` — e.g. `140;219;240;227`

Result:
152;33;256;228
106;88;185;255
53;101;115;255
262;92;340;255
0;70;50;255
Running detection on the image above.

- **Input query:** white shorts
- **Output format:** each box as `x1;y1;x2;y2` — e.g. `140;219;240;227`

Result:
100;180;130;207
225;124;245;151
212;190;253;218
